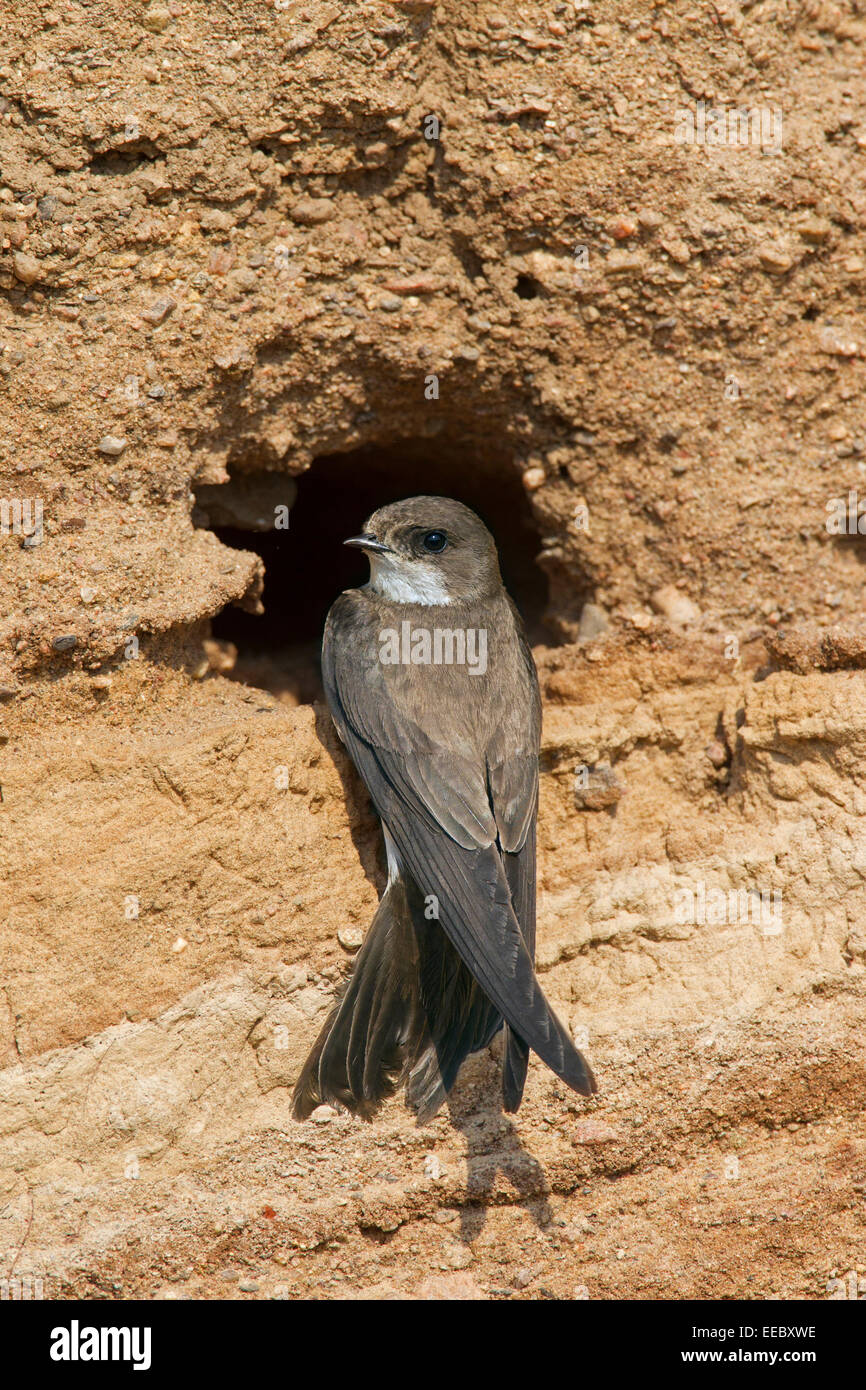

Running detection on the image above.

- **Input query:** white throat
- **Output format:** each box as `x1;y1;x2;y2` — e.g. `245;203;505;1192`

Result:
367;552;452;606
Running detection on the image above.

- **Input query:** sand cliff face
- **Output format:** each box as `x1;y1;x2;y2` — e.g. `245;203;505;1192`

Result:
1;1;865;1300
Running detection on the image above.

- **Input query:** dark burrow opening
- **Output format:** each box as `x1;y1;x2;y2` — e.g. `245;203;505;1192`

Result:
198;440;551;704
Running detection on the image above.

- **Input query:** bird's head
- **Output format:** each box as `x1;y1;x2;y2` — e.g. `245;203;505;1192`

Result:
345;495;502;606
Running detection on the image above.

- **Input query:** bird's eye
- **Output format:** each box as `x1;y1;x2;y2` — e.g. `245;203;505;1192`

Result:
421;530;448;553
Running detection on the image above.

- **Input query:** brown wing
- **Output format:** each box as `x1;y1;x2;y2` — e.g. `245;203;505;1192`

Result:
322;592;595;1099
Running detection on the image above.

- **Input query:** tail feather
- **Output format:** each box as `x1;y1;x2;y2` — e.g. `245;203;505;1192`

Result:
292;872;505;1123
502;1026;530;1112
292;877;422;1120
293;851;592;1124
501;843;535;1113
407;929;502;1121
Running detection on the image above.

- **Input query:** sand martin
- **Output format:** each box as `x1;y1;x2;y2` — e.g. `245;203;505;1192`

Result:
293;496;596;1122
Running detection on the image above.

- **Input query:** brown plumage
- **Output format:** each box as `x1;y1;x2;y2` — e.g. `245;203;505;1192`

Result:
292;496;596;1122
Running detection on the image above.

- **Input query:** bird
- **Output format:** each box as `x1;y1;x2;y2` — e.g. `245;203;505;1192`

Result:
292;495;597;1123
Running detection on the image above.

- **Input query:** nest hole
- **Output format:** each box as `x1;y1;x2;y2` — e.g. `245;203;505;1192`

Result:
198;440;551;703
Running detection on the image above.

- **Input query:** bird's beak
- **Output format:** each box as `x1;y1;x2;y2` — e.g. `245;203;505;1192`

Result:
344;534;392;554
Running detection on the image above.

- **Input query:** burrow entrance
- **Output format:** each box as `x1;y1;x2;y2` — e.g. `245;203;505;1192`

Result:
197;439;552;703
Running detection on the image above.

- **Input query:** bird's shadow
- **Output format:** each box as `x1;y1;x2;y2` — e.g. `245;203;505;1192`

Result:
436;1047;553;1242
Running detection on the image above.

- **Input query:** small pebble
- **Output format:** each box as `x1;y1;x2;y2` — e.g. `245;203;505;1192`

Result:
310;1104;337;1123
705;740;728;768
609;215;637;239
382;274;441;295
337;925;363;951
574;764;625;811
798;216;832;244
200;209;233;233
98;435;127;456
652;316;677;344
818;325;860;357
661;238;690;265
522;467;546;491
637;208;663;231
213;345;246;370
12;252;41;285
606;249;643;274
290;197;334;226
651;585;701;625
141;4;172;32
141;296;176;326
757;242;793;274
52;635;77;652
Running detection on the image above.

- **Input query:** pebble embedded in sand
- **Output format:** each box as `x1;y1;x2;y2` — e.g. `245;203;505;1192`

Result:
13;252;41;285
141;296;176;326
290;197;335;226
98;435;127;456
651;585;701;625
141;5;172;33
757;242;793;274
310;1105;337;1123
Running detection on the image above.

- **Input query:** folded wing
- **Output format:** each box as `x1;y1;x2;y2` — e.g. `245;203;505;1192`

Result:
323;596;596;1099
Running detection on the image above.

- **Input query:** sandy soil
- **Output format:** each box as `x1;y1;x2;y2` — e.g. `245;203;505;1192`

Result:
1;0;865;1300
